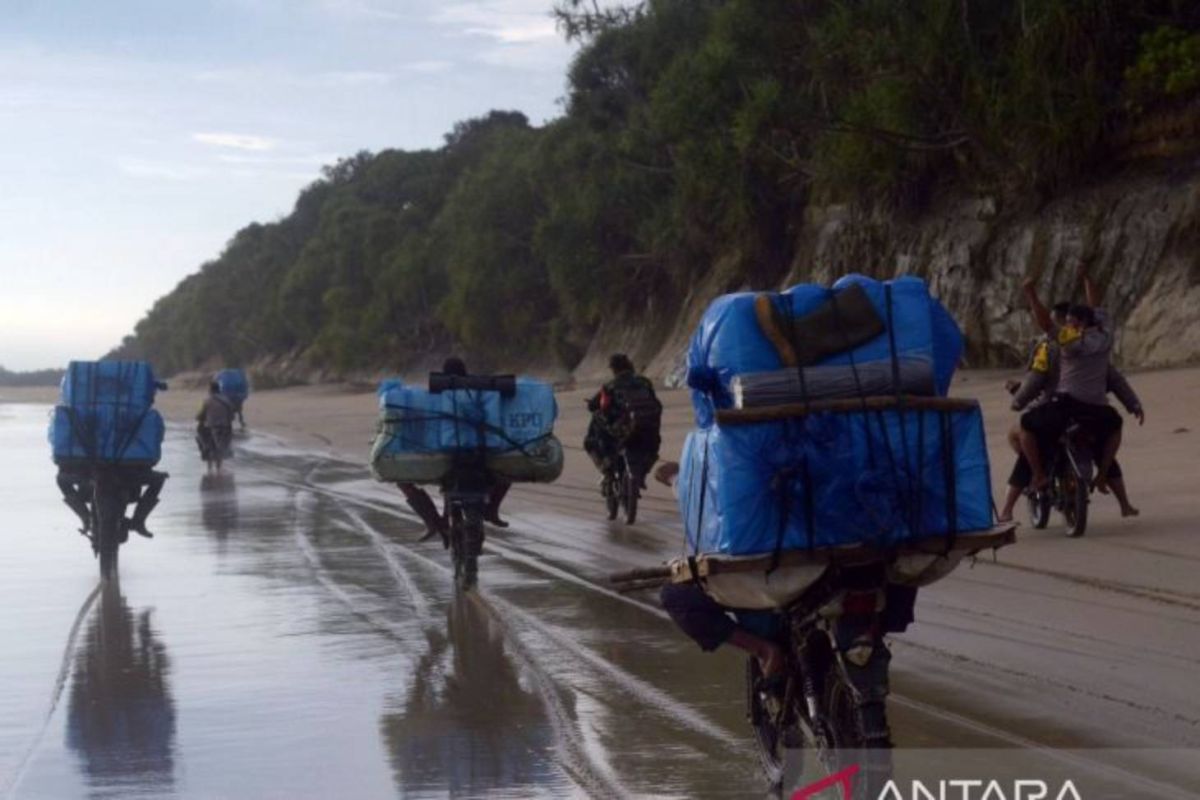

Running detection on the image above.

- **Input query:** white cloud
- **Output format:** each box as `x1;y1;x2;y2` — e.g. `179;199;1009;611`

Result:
433;2;560;44
317;70;394;86
192;131;278;151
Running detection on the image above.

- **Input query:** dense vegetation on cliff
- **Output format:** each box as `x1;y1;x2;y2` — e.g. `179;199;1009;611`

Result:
115;0;1200;375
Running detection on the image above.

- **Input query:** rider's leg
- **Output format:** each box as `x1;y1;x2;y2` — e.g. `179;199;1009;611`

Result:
57;471;92;532
484;479;510;528
1105;460;1139;516
398;483;445;541
1007;424;1022;455
129;470;167;538
1093;409;1123;492
660;583;783;676
1020;404;1062;490
998;455;1031;522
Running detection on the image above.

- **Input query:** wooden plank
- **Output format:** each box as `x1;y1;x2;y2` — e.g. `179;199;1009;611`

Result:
716;395;980;424
666;524;1016;583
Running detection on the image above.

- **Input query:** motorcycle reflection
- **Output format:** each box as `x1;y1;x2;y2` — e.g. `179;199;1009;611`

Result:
380;595;556;797
66;579;176;795
200;472;238;545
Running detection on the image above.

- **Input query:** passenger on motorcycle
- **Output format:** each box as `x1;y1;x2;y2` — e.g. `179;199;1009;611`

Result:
195;381;234;470
57;464;166;539
1019;267;1133;495
997;302;1145;521
400;357;511;541
583;354;662;490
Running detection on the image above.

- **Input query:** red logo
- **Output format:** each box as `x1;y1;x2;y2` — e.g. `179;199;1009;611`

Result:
791;764;859;800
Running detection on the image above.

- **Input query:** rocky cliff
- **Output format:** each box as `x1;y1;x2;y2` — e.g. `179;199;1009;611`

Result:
601;157;1200;387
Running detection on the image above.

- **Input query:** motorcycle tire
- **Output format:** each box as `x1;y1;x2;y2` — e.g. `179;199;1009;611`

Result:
1063;471;1089;538
623;472;638;525
93;478;123;580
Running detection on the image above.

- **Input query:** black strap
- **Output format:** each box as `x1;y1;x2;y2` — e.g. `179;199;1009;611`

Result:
939;410;959;551
884;284;917;538
692;435;711;558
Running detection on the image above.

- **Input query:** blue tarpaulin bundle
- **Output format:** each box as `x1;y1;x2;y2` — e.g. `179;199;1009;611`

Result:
60;360;160;411
50;360;165;465
370;378;562;484
215;368;249;402
686;275;963;427
678;405;992;556
677;275;992;558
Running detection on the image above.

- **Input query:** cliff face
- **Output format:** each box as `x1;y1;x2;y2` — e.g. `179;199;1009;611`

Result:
611;158;1200;386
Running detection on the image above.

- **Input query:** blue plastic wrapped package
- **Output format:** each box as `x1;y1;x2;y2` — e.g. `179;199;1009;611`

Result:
687;276;963;426
216;368;250;401
375;378;557;454
438;389;503;450
500;379;558;445
378;383;449;454
50;405;165;465
60;361;160;410
679;405;992;556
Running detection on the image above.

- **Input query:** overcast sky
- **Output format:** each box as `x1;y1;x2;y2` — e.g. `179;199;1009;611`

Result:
0;0;581;370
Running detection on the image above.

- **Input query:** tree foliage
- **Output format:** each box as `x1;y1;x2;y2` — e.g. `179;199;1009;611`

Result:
114;0;1200;376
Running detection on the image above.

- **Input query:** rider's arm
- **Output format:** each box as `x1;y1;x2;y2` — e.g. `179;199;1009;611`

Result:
1023;277;1054;335
1079;264;1102;308
1107;366;1144;419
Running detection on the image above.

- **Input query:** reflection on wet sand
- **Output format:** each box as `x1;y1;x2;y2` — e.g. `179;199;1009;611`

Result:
200;472;238;543
66;579;176;797
381;595;556;798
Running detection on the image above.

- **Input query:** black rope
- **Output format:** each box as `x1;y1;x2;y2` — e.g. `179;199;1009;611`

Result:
939;410;959;552
885;284;917;539
693;434;710;558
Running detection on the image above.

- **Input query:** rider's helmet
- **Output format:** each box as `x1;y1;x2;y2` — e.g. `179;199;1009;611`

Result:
608;353;634;375
1051;301;1070;326
442;357;467;377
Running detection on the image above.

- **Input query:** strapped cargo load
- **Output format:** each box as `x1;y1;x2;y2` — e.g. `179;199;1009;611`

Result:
215;368;250;402
666;275;1002;608
369;377;563;485
50;360;165;466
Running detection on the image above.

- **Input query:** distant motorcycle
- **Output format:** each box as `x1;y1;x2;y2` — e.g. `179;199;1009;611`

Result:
1026;422;1093;537
196;425;233;472
601;449;640;525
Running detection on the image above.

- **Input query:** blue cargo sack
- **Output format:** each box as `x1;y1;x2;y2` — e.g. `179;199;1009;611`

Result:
678;405;992;556
686;276;963;427
50;405;165;465
216;368;249;401
377;378;557;455
60;360;160;410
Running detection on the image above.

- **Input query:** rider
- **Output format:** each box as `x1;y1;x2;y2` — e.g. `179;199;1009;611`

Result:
57;465;166;539
402;357;511;541
196;381;235;469
584;354;662;491
651;463;917;683
997;302;1145;521
1019;266;1128;493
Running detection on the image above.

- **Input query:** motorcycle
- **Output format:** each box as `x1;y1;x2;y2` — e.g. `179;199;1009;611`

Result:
68;467;163;579
745;565;895;796
601;450;640;525
1026;422;1093;537
196;424;233;472
429;372;515;592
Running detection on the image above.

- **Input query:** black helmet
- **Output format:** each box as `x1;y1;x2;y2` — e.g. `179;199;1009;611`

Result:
609;353;634;374
442;357;467;376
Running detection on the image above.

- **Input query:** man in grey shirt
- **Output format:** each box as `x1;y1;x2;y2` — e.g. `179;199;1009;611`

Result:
997;310;1144;521
1018;268;1142;494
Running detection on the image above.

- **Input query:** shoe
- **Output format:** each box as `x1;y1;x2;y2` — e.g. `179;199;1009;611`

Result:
132;523;154;539
485;513;509;529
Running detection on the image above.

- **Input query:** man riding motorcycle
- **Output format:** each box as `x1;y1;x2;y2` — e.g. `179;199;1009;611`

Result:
997;301;1145;521
584;354;662;491
57;464;166;539
195;381;234;470
401;357;511;541
1019;266;1130;494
